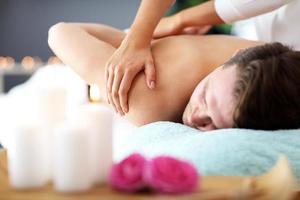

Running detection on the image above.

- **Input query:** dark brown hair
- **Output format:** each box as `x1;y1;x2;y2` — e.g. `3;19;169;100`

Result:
225;42;300;130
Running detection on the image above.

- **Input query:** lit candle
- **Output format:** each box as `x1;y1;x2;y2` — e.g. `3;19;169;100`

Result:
0;56;4;69
88;84;102;103
0;56;8;70
6;56;15;70
72;103;113;185
36;86;67;127
53;123;93;192
7;123;50;189
47;56;62;65
35;86;68;184
21;56;35;70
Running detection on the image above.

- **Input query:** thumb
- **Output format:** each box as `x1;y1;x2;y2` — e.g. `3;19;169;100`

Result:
145;60;156;89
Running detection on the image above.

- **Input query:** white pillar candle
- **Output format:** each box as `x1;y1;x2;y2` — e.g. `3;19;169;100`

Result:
113;114;136;162
36;86;67;126
53;123;93;193
73;103;113;185
7;123;50;189
35;86;68;182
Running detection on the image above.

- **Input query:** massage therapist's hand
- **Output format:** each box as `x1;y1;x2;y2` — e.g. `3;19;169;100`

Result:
153;15;212;39
105;37;156;115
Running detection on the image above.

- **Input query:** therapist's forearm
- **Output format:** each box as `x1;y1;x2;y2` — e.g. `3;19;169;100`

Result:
176;0;293;27
176;1;224;28
127;0;175;47
215;0;294;23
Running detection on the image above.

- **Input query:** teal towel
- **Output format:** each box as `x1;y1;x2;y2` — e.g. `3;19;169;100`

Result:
116;122;300;180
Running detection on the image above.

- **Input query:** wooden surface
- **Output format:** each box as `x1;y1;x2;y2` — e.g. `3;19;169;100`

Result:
1;149;300;200
0;149;243;200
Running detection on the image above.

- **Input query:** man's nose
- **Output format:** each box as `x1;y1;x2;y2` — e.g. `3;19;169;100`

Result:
188;107;214;130
188;107;201;125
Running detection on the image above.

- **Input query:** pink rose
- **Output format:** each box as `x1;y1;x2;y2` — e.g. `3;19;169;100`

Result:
143;156;199;194
109;153;147;192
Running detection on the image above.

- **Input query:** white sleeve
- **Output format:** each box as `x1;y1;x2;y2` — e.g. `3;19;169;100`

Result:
214;0;294;23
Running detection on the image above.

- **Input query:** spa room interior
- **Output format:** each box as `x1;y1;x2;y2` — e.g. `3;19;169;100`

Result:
0;0;300;199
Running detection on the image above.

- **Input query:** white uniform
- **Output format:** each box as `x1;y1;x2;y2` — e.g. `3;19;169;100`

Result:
215;0;300;50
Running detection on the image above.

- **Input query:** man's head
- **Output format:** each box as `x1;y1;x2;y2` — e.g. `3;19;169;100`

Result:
182;42;300;131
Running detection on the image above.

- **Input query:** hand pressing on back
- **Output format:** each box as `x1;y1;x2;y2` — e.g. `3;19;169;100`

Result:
105;37;156;115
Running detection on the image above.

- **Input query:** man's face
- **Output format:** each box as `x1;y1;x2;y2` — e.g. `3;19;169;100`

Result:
182;65;237;131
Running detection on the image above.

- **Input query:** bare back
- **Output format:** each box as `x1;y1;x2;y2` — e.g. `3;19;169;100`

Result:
125;35;263;125
48;23;263;126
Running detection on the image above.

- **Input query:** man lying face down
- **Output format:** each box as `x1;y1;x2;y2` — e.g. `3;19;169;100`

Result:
183;43;300;131
48;23;300;131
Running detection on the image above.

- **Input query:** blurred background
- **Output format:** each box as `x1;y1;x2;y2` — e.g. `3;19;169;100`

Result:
0;0;233;94
0;0;235;149
0;0;140;62
0;0;140;94
168;0;231;34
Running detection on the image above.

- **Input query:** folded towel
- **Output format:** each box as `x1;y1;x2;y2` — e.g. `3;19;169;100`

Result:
115;121;300;180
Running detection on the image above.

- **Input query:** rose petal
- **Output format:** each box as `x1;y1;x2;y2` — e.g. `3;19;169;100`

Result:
144;156;199;194
109;153;147;192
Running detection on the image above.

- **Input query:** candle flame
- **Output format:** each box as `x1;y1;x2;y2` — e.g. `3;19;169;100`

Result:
47;56;62;65
89;84;101;102
21;56;35;70
0;56;15;70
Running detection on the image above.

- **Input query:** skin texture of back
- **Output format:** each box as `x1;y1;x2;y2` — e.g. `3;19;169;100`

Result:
48;23;263;126
126;35;263;125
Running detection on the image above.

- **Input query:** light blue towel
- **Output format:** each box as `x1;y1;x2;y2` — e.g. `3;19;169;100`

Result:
116;121;300;180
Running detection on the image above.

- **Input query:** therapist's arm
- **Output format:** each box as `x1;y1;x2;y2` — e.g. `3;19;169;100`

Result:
215;0;294;23
128;0;176;47
154;0;293;38
154;1;224;38
105;0;175;115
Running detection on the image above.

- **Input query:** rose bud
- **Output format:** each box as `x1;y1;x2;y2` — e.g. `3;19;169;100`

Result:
109;153;147;192
144;156;199;194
